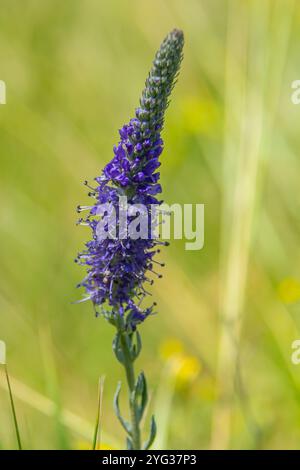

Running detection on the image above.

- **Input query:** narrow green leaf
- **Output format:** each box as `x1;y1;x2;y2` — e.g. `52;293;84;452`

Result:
132;372;148;422
131;331;142;361
143;415;157;450
112;333;125;364
113;381;131;435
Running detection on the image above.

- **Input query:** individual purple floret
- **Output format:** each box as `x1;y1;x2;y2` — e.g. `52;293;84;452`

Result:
76;29;184;331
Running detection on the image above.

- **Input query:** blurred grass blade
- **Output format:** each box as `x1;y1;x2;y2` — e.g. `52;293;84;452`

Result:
152;364;176;450
92;375;105;450
4;365;22;450
0;371;120;447
38;326;70;449
211;0;267;449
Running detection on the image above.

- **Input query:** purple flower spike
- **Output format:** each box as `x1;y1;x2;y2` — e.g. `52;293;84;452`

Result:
76;29;184;331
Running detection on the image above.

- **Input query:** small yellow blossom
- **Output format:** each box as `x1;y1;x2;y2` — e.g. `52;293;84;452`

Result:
159;339;202;391
277;277;300;304
172;354;202;388
159;338;184;360
77;441;114;450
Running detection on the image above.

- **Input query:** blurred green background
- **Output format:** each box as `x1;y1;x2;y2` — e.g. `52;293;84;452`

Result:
1;0;300;450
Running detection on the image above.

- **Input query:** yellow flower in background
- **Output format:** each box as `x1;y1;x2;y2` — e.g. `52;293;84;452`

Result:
77;441;114;450
159;338;202;390
173;354;202;388
180;95;220;136
277;277;300;304
159;338;184;360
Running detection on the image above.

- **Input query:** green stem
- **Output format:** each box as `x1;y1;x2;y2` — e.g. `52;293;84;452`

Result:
5;365;22;450
119;331;141;450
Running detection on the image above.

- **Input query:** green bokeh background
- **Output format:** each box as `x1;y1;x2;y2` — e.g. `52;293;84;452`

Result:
1;0;300;449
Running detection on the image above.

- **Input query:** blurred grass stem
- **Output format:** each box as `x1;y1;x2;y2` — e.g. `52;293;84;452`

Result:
4;365;22;450
92;375;105;450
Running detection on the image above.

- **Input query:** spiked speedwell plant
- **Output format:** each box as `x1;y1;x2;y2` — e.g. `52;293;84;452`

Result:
76;29;184;450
